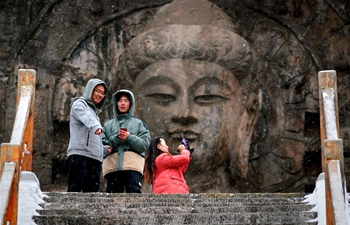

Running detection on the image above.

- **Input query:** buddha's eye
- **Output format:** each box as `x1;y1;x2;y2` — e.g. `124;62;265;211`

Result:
194;94;228;105
146;94;176;106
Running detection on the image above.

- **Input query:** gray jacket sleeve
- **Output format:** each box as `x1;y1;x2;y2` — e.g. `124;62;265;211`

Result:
72;100;101;132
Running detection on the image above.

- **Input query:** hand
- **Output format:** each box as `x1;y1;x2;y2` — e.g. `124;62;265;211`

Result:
118;129;129;141
181;139;190;149
107;146;113;154
95;128;102;135
184;140;190;149
189;148;194;156
178;144;186;152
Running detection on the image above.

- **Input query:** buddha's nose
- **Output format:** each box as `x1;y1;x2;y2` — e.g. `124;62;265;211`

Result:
171;96;198;125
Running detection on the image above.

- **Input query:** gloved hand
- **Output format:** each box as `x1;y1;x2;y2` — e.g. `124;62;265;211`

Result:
181;138;189;149
181;138;194;156
189;148;194;156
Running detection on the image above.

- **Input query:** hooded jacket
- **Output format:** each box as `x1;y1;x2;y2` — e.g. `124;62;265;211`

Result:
152;149;191;194
102;89;151;176
66;78;107;162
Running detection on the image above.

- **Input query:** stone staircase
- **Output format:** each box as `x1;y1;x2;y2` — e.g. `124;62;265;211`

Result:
32;192;317;225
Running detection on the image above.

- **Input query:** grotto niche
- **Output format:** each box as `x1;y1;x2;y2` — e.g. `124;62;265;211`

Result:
2;0;349;192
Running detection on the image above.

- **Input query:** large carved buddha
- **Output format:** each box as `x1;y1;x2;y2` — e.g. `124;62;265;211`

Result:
120;0;260;192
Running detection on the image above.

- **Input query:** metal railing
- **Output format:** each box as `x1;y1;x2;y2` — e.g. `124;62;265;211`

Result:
0;69;36;225
318;70;348;224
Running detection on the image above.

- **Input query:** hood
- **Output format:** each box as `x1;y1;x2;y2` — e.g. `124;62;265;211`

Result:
112;89;135;118
71;78;108;113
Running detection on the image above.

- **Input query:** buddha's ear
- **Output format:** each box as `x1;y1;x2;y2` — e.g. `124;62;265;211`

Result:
230;90;261;179
245;91;261;135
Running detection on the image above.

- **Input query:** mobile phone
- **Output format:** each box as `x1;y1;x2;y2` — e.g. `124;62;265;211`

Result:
120;128;127;131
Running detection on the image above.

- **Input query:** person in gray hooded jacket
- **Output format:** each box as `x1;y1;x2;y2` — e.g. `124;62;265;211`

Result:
102;89;150;193
67;78;108;192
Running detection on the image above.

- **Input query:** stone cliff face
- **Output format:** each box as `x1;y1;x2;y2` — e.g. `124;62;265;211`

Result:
0;0;349;192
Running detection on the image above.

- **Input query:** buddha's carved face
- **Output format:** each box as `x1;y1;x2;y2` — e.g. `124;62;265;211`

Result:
135;58;246;173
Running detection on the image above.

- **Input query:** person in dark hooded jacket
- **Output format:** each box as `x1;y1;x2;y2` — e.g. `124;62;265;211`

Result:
102;89;150;193
67;78;108;192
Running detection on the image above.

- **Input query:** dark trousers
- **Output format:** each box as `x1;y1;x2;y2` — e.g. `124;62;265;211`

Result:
67;155;101;192
105;170;142;193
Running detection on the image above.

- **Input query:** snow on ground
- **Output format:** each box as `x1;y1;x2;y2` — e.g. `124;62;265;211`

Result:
18;171;47;225
303;172;350;225
303;173;326;225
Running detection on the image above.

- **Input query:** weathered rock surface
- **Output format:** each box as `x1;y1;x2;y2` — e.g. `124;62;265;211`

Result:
0;0;349;192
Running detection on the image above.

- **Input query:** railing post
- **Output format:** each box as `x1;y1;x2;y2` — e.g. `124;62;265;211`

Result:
318;70;346;225
16;69;36;171
328;160;348;224
0;145;21;225
0;162;16;225
0;69;36;225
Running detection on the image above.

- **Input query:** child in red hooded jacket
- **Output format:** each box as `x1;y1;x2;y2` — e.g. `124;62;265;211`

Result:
144;137;192;194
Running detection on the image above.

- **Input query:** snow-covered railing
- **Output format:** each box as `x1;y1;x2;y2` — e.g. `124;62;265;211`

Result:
318;70;348;224
0;69;36;225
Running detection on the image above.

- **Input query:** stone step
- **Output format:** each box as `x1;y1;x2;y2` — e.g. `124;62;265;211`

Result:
40;200;314;211
41;198;307;208
42;194;306;205
37;204;315;215
33;212;317;225
34;192;316;225
42;201;306;207
43;192;307;199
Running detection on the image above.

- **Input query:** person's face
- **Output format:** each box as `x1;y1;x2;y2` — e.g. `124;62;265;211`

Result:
117;95;131;113
92;84;105;105
157;138;169;153
135;59;246;173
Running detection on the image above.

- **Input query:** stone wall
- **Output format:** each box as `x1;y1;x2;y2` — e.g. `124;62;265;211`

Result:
0;0;349;192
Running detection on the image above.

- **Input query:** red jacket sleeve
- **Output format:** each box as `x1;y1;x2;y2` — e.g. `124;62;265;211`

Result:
156;150;191;171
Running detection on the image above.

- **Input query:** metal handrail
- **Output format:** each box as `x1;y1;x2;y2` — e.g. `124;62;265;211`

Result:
318;70;348;225
0;69;36;225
